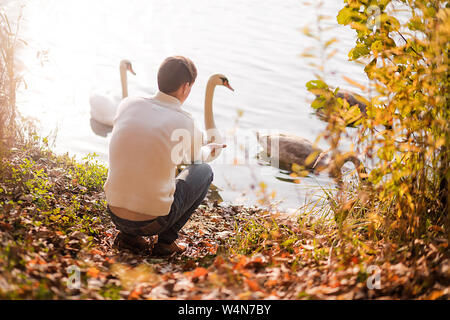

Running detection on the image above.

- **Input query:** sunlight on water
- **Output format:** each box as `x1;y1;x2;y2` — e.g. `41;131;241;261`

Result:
6;0;367;211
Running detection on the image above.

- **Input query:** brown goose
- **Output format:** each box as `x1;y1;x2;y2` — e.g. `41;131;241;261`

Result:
256;132;366;180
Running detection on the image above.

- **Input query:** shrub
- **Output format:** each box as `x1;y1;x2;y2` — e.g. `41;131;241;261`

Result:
307;0;449;241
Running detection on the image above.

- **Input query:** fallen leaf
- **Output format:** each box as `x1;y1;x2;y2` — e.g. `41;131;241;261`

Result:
90;249;104;256
427;290;444;300
128;287;142;300
245;279;260;291
87;267;100;278
192;267;208;279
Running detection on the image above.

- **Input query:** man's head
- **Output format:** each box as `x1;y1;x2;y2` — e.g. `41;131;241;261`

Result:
157;56;197;104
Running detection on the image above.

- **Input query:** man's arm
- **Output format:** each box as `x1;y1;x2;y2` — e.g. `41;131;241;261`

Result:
199;142;227;162
189;126;226;163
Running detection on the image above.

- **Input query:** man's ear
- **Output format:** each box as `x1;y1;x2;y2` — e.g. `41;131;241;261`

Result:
182;82;191;95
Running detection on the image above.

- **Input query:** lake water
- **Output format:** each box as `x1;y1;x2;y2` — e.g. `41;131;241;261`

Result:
3;0;368;212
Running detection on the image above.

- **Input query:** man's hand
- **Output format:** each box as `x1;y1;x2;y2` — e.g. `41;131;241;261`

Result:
205;143;226;158
205;143;227;149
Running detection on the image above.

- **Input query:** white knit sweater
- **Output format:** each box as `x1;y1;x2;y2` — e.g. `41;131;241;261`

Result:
103;91;212;217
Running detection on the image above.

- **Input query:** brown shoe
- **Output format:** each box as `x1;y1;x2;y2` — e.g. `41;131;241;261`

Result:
113;232;151;254
153;241;186;256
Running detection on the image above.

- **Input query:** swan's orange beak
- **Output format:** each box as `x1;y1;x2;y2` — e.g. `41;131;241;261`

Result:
224;82;234;91
128;64;136;75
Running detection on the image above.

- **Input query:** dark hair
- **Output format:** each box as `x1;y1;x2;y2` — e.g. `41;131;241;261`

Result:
157;56;197;94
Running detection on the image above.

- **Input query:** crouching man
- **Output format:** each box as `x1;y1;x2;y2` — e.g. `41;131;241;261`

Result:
103;56;225;255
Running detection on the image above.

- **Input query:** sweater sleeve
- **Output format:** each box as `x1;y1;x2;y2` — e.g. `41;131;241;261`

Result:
191;124;216;164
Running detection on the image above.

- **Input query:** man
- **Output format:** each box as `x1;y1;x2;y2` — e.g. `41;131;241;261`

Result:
103;56;225;255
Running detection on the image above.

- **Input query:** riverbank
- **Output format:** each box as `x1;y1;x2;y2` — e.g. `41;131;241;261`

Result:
0;136;448;299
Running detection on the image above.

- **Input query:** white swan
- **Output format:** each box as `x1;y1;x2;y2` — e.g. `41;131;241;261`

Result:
89;59;136;127
203;74;234;160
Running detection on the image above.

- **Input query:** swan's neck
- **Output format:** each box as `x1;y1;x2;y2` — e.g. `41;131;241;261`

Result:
120;66;128;98
204;78;216;131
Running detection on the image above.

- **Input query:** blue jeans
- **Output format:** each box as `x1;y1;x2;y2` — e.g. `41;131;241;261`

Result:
108;163;213;244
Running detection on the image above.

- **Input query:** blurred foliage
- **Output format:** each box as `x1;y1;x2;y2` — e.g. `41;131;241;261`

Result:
305;0;449;241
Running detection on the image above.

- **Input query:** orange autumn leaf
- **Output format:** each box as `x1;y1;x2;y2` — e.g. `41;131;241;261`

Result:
201;240;213;247
208;245;217;254
329;280;341;288
128;287;142;300
245;279;260;291
247;256;263;267
105;257;115;263
283;273;291;282
233;256;248;271
27;257;46;267
26;259;37;267
265;279;278;288
342;75;367;91
192;267;208;278
162;274;172;281
87;267;100;278
90;249;104;256
428;290;444;300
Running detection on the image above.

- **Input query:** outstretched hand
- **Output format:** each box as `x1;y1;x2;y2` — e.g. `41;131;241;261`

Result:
205;143;226;158
205;143;227;149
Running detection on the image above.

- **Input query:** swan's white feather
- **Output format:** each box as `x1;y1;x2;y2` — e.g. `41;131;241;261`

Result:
89;91;122;127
